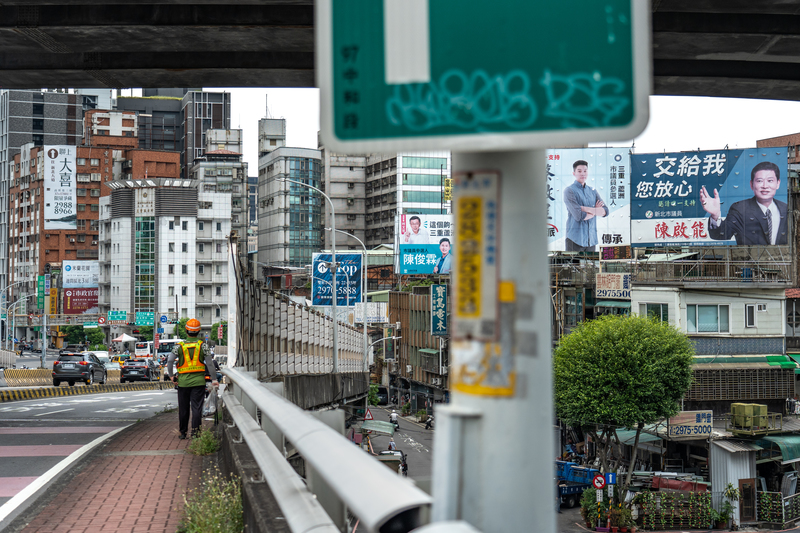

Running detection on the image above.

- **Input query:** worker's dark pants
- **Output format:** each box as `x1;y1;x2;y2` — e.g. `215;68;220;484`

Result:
178;385;206;436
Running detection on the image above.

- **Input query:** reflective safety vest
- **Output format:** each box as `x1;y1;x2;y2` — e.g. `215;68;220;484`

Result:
177;340;205;374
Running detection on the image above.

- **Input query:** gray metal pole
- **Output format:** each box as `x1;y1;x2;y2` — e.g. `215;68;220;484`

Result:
430;150;553;532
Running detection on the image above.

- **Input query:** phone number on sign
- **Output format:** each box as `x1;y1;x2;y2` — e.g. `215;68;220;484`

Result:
669;424;711;436
596;289;630;298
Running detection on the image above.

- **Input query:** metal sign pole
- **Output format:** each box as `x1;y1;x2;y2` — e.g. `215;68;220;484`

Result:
431;150;553;532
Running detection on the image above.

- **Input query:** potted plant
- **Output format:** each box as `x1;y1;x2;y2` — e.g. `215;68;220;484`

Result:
608;508;621;532
401;402;411;415
580;488;599;529
723;483;740;530
618;507;632;533
416;409;428;423
709;508;725;529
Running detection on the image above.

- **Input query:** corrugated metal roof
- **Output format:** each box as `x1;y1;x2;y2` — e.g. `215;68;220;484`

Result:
693;363;776;370
640;252;698;262
712;440;762;453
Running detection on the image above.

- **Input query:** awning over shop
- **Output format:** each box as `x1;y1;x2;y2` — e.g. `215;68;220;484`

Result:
419;348;439;355
712;440;762;453
595;301;632;309
757;435;800;464
786;355;800;373
360;420;395;436
615;429;662;446
694;355;797;370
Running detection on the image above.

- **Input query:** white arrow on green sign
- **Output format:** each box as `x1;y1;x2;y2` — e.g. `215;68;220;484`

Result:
318;0;650;152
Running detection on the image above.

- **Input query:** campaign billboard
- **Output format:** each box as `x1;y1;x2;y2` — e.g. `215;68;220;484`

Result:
312;253;362;307
44;145;77;230
396;214;454;275
63;261;100;288
631;148;788;247
546;148;630;251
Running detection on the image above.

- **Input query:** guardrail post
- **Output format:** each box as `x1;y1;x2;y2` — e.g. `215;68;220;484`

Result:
260;381;286;449
307;465;347;532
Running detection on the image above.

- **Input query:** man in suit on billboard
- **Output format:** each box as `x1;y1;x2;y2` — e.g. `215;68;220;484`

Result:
700;161;787;245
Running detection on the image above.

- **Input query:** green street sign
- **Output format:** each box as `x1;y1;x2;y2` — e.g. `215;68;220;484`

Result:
135;312;154;326
37;275;45;309
83;321;99;329
108;310;127;321
318;0;649;152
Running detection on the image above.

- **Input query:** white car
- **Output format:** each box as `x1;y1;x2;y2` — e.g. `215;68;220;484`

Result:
83;351;110;364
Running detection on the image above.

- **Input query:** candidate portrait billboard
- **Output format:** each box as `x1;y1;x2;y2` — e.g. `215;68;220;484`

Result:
396;214;454;275
546;148;631;251
631;147;788;247
44;145;77;230
312;253;362;307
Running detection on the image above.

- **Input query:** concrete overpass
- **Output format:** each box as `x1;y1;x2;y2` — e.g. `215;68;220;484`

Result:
2;1;800;100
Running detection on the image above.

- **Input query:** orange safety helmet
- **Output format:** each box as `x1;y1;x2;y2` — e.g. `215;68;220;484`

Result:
185;318;202;334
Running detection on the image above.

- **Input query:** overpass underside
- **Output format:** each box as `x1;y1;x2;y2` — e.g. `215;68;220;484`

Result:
3;1;800;101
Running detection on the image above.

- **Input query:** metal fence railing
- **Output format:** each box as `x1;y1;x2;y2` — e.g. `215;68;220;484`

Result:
221;366;432;533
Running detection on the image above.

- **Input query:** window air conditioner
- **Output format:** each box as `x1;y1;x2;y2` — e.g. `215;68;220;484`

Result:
406;365;412;373
432;378;441;385
69;238;75;243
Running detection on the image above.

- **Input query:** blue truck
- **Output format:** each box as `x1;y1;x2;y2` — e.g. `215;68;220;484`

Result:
556;460;601;508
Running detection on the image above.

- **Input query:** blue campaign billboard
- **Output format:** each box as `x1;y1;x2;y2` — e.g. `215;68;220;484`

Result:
312;253;362;307
631;148;788;247
396;214;454;275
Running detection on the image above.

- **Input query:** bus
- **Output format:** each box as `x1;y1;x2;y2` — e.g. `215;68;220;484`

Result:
134;339;183;360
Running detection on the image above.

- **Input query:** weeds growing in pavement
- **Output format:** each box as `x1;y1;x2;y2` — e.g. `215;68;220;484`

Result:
154;403;177;415
187;427;219;456
178;466;243;533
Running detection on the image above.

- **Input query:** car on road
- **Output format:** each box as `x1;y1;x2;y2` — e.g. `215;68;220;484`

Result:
121;358;160;383
376;386;389;405
82;351;110;364
53;352;107;387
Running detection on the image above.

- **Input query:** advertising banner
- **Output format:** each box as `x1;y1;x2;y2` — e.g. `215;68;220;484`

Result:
63;261;100;288
44;145;77;230
63;288;99;315
396;214;454;275
595;273;631;299
312;253;362;307
668;410;713;439
546;148;631;251
50;288;58;315
355;302;389;324
631;148;788;247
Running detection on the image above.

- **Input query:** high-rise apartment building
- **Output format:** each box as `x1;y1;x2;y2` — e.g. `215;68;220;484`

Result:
321;148;366;251
181;91;231;179
363;152;451;248
0;90;85;325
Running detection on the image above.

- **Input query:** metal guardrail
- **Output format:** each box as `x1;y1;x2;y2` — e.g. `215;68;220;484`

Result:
221;367;432;533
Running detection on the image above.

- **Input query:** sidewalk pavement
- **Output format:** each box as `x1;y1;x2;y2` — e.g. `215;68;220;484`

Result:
14;411;209;533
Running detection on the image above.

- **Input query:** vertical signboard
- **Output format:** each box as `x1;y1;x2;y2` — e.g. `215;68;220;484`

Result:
431;284;448;336
44;145;77;230
383;326;395;360
37;276;45;311
311;253;362;307
452;171;499;341
396;214;454;275
631;148;788;247
50;288;58;315
546;148;631;251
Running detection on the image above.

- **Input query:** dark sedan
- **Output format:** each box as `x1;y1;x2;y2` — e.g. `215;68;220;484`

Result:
121;358;160;383
53;353;107;387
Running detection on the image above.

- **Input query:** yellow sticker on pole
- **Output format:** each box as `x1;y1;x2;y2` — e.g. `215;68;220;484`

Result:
452;171;499;341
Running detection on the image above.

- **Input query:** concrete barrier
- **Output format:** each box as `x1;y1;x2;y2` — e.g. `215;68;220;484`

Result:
0;381;175;402
2;368;165;387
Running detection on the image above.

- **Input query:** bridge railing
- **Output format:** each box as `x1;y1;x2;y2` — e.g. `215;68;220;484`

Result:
221;366;432;533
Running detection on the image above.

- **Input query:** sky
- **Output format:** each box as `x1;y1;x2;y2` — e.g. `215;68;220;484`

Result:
143;88;800;172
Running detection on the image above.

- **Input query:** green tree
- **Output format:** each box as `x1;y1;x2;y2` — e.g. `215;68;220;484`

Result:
61;326;105;347
175;317;189;340
211;320;227;346
138;325;154;341
368;383;379;406
553;314;694;493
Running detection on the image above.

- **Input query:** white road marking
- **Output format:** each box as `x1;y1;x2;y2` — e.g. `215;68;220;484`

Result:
33;408;74;417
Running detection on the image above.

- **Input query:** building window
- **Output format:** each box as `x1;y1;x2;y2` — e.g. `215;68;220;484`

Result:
169;243;175;252
216;307;221;318
90;159;100;166
182;221;188;230
169;264;174;274
199;264;205;274
216;265;222;275
181;308;188;318
90;189;100;197
216;243;222;253
687;304;729;333
199;243;204;253
182;286;187;296
168;286;174;296
745;304;756;328
181;264;188;274
77;204;86;211
90;205;99;212
640;303;669;322
216;222;222;231
216;286;222;296
76;188;87;197
198;221;204;231
182;243;188;252
169;221;174;230
198;308;204;318
199;286;204;296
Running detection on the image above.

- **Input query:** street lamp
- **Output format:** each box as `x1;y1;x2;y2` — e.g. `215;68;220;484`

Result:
327;228;369;372
7;294;35;355
1;280;27;350
278;177;339;373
